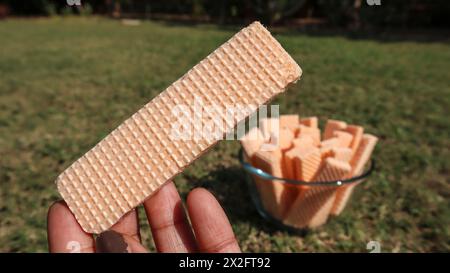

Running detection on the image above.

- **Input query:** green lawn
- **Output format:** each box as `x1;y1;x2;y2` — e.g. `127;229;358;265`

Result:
0;17;449;252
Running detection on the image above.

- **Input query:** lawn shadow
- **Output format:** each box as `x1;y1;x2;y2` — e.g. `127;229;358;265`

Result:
186;164;309;237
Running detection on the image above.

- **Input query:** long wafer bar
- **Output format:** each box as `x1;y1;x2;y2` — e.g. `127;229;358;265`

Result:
331;134;378;215
56;22;302;233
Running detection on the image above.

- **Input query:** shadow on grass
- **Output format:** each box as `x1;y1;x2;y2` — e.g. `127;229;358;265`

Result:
185;165;309;237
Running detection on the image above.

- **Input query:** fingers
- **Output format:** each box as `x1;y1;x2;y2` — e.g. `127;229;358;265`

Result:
110;209;140;240
143;181;197;253
187;188;241;253
49;186;239;253
47;201;95;253
102;209;148;253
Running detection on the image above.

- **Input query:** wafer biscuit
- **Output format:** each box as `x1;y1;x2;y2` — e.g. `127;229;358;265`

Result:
320;137;342;165
280;114;299;131
330;147;353;162
293;147;321;181
284;158;351;228
283;149;298;180
300;116;318;128
240;127;265;163
319;137;340;162
344;125;364;156
320;147;335;160
253;150;297;220
259;118;279;141
323;119;347;140
284;146;318;181
333;131;353;148
56;21;302;233
276;128;295;151
292;136;315;149
351;134;378;175
320;137;339;150
331;134;378;215
295;125;320;145
284;136;314;179
314;157;352;182
261;127;294;153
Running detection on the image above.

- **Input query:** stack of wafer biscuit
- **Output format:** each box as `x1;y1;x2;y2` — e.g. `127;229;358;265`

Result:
240;116;377;229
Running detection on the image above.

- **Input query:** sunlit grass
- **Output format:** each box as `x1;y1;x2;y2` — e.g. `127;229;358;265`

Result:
0;17;448;252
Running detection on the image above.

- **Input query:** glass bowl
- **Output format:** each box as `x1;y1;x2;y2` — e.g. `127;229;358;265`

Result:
238;148;375;233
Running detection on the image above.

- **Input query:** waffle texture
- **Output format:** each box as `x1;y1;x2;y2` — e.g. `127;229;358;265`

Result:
286;146;321;181
252;150;298;220
56;21;302;233
284;157;351;228
331;134;378;215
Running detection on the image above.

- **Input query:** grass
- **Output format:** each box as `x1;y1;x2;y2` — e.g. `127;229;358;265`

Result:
0;17;449;252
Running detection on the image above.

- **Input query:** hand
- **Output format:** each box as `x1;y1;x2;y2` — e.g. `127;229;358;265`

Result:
47;182;241;253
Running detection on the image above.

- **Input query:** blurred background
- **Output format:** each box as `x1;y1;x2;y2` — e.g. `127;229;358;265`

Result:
0;0;449;252
2;0;450;28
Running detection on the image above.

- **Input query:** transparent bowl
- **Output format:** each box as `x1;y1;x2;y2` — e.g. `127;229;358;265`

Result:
238;148;375;233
